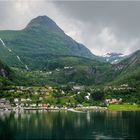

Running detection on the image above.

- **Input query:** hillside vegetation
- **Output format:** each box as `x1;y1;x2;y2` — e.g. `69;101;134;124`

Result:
0;16;96;70
0;16;140;108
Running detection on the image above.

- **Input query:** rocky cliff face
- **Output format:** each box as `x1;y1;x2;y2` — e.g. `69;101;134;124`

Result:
0;60;10;78
0;68;7;77
0;60;12;87
113;50;140;72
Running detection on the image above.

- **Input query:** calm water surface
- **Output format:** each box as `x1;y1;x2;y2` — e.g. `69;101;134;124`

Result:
0;110;140;140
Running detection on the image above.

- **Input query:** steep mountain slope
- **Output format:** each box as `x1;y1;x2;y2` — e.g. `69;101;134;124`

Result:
114;50;140;72
111;50;140;86
0;16;96;70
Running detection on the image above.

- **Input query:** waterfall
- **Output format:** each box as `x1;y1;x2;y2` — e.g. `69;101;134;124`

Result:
0;38;12;53
0;38;29;70
25;65;29;70
8;48;12;52
17;55;21;61
0;38;6;47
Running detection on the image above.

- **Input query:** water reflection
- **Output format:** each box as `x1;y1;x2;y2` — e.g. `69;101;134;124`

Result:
0;111;140;139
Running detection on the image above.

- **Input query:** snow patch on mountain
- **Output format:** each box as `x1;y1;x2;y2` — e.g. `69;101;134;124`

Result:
102;52;125;64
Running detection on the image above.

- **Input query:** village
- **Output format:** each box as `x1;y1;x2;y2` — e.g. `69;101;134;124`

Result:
1;84;134;112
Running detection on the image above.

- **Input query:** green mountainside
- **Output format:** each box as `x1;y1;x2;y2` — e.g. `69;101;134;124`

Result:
0;16;96;70
111;50;140;87
0;50;139;87
11;56;115;86
0;15;139;87
0;60;12;86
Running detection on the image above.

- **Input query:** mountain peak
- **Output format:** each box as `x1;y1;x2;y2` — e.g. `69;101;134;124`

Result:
26;15;57;29
105;52;124;57
102;52;125;64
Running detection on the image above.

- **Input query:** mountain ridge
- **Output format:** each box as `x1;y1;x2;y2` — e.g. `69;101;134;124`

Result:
110;50;140;86
102;52;126;64
0;15;139;87
0;15;96;70
26;16;63;33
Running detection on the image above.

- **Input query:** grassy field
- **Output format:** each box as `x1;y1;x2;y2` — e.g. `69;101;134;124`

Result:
108;104;140;111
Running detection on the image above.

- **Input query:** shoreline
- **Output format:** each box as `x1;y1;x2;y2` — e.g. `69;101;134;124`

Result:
1;105;140;112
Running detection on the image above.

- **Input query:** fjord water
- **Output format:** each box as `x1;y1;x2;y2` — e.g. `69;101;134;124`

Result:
0;111;140;139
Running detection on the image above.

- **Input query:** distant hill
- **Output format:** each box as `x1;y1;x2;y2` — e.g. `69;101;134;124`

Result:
0;16;96;70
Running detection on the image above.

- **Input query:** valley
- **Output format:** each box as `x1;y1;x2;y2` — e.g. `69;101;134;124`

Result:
0;16;140;111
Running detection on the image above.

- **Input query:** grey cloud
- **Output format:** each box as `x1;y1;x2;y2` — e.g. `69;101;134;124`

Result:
54;1;140;38
0;0;140;55
54;1;140;55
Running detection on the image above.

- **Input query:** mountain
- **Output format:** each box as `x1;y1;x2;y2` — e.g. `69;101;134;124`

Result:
0;16;96;70
114;50;140;72
102;52;125;64
0;15;115;86
0;15;139;87
111;50;140;86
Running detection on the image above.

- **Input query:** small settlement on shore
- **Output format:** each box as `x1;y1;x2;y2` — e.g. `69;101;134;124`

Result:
0;84;139;112
0;97;108;112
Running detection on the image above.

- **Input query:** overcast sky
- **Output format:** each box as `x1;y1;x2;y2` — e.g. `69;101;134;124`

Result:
0;0;140;55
